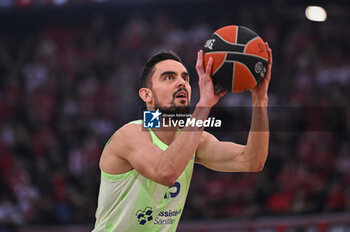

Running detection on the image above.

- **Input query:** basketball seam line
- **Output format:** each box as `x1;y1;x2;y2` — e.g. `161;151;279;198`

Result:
243;37;259;53
228;61;257;88
212;53;227;76
214;32;246;47
243;37;267;60
231;60;235;92
235;27;238;44
205;51;268;62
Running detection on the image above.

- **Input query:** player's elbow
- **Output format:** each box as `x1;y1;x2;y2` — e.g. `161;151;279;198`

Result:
162;177;177;187
244;148;268;172
253;161;265;172
155;170;178;187
250;157;267;172
158;174;177;187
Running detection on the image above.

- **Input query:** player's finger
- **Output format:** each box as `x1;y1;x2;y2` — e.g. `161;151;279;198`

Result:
265;42;273;66
216;90;227;98
205;57;213;76
196;50;204;75
265;42;272;81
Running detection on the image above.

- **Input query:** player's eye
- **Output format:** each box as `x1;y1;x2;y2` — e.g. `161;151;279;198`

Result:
182;76;189;82
165;75;173;80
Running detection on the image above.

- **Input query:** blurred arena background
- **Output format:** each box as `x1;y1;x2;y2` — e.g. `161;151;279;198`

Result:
0;0;349;231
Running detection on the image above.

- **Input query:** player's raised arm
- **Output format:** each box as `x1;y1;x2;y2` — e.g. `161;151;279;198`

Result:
196;43;272;172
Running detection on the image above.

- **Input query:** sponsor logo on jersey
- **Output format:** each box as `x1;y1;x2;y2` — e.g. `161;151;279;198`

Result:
135;207;154;225
154;209;182;225
135;206;182;226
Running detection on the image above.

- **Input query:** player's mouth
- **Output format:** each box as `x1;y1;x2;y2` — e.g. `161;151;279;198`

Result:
174;89;188;100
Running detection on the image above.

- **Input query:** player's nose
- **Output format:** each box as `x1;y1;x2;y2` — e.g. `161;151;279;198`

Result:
176;76;186;88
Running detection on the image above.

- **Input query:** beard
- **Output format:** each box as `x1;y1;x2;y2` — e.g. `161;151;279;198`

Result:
153;91;190;121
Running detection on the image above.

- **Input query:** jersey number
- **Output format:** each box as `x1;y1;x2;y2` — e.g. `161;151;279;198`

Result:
164;182;180;199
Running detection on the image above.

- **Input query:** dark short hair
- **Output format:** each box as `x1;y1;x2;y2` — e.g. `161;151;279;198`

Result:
139;51;181;89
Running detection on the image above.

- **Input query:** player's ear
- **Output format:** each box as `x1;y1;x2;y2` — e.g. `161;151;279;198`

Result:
139;88;152;103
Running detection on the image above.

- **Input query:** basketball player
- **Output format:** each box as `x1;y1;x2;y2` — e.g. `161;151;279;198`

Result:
93;43;272;232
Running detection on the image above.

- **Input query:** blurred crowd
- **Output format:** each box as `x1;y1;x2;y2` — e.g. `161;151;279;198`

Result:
0;0;214;8
0;1;349;227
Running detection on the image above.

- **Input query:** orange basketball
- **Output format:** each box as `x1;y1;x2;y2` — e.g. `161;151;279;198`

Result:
203;25;268;93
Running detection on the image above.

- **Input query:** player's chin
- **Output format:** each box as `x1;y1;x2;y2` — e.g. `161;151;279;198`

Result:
175;99;189;106
175;97;189;103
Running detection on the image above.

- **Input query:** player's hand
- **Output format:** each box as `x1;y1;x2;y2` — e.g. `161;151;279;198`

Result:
250;42;272;102
196;50;226;107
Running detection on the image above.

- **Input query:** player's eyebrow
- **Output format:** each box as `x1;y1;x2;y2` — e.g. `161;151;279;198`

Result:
160;71;189;77
160;71;177;77
181;71;189;77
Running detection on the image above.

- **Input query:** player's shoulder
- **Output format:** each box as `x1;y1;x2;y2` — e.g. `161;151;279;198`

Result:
111;120;151;147
115;119;142;137
101;120;149;172
119;119;142;130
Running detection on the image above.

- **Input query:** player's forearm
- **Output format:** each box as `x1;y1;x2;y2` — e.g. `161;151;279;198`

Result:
244;96;269;171
156;105;211;185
